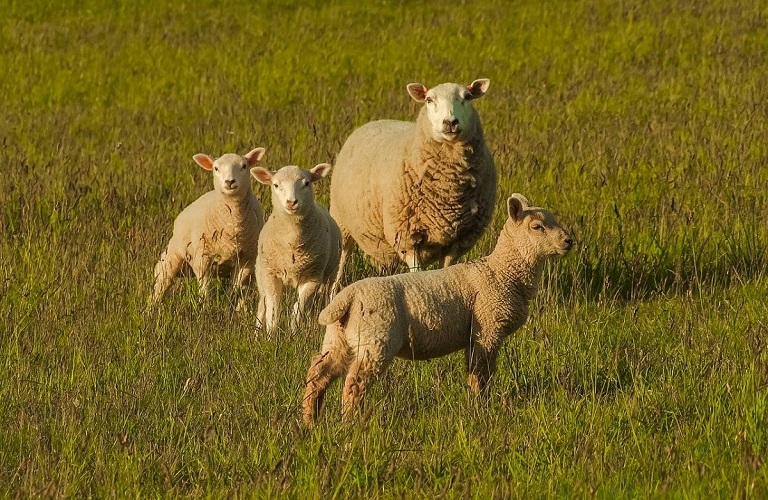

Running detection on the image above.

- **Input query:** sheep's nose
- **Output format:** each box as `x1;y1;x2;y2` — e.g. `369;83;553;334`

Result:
286;199;298;208
443;118;459;127
564;237;573;247
225;180;236;189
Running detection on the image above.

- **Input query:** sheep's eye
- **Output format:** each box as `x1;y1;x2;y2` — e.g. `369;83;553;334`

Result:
303;180;310;187
532;223;545;232
425;97;434;104
214;167;219;172
272;183;278;188
242;163;247;169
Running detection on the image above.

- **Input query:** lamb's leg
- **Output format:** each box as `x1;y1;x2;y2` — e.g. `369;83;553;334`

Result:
151;250;183;304
258;273;283;331
232;262;254;311
331;233;355;296
291;281;322;329
302;344;348;426
465;342;499;396
341;350;388;422
190;253;214;301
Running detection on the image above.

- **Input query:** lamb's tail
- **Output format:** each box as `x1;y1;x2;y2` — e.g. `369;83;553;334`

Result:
318;287;354;326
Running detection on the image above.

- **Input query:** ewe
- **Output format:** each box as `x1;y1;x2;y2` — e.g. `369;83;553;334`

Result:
151;148;266;308
302;194;572;425
330;79;496;290
251;164;341;331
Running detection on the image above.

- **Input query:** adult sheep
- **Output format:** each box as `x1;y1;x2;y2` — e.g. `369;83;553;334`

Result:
330;78;496;289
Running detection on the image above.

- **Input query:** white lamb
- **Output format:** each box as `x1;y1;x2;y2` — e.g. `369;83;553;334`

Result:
151;148;266;307
302;194;573;425
251;163;342;331
330;78;496;290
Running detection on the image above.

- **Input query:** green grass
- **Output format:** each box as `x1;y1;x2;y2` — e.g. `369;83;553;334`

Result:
2;0;768;496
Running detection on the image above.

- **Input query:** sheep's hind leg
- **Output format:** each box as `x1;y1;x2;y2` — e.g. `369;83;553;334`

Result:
341;351;388;422
302;344;348;426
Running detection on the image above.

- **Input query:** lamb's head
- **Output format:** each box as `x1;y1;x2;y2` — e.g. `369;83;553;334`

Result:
504;194;573;261
193;148;266;197
251;163;332;216
407;79;489;143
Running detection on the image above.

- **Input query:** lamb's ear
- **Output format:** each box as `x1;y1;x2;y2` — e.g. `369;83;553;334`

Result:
193;154;215;171
244;147;266;165
507;194;528;221
407;83;429;103
250;167;273;185
466;79;490;100
309;163;332;182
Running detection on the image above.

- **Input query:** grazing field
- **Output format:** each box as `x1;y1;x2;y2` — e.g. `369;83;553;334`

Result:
2;0;768;496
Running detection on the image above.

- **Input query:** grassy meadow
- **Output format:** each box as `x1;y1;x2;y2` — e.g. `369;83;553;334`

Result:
2;0;768;496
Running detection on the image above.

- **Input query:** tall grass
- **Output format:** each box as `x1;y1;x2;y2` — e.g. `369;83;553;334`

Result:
1;0;767;496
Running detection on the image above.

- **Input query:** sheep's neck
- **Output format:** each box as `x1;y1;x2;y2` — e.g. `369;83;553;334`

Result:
270;205;321;231
216;193;253;225
486;229;544;303
411;109;485;179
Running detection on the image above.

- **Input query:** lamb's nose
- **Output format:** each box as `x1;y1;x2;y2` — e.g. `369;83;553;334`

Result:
287;199;298;207
564;237;573;247
225;180;235;189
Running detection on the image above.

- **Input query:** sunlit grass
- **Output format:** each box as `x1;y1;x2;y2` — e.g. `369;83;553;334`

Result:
1;0;767;496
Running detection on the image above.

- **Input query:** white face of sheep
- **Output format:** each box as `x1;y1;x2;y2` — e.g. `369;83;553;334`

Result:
407;79;489;143
251;164;332;215
506;194;573;260
193;148;266;197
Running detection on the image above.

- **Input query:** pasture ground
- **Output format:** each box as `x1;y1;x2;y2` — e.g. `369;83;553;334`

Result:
1;0;767;496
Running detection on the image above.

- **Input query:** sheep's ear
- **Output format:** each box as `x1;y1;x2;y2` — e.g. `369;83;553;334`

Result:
244;147;266;165
250;167;273;185
407;83;429;103
507;194;528;221
466;79;490;100
193;154;215;171
309;163;332;182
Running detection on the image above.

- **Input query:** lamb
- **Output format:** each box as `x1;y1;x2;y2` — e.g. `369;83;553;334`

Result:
151;148;266;308
251;163;342;331
329;78;496;290
302;194;573;425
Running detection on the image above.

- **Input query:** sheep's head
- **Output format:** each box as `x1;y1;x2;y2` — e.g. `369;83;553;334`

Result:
505;194;573;260
407;79;489;143
193;148;265;197
251;163;332;215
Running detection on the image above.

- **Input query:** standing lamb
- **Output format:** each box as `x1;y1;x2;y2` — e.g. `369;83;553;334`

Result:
302;194;573;425
151;148;266;308
330;78;496;290
251;163;342;331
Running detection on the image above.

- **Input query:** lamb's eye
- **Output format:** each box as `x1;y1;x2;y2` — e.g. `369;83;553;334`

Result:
425;97;434;104
532;223;545;232
303;180;309;187
273;183;278;188
242;163;247;169
214;167;219;172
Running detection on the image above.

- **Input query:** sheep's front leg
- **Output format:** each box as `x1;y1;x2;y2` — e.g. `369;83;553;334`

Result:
331;233;355;295
191;255;214;301
465;342;499;396
231;262;255;311
291;281;322;329
404;250;423;272
257;273;283;331
151;250;183;305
